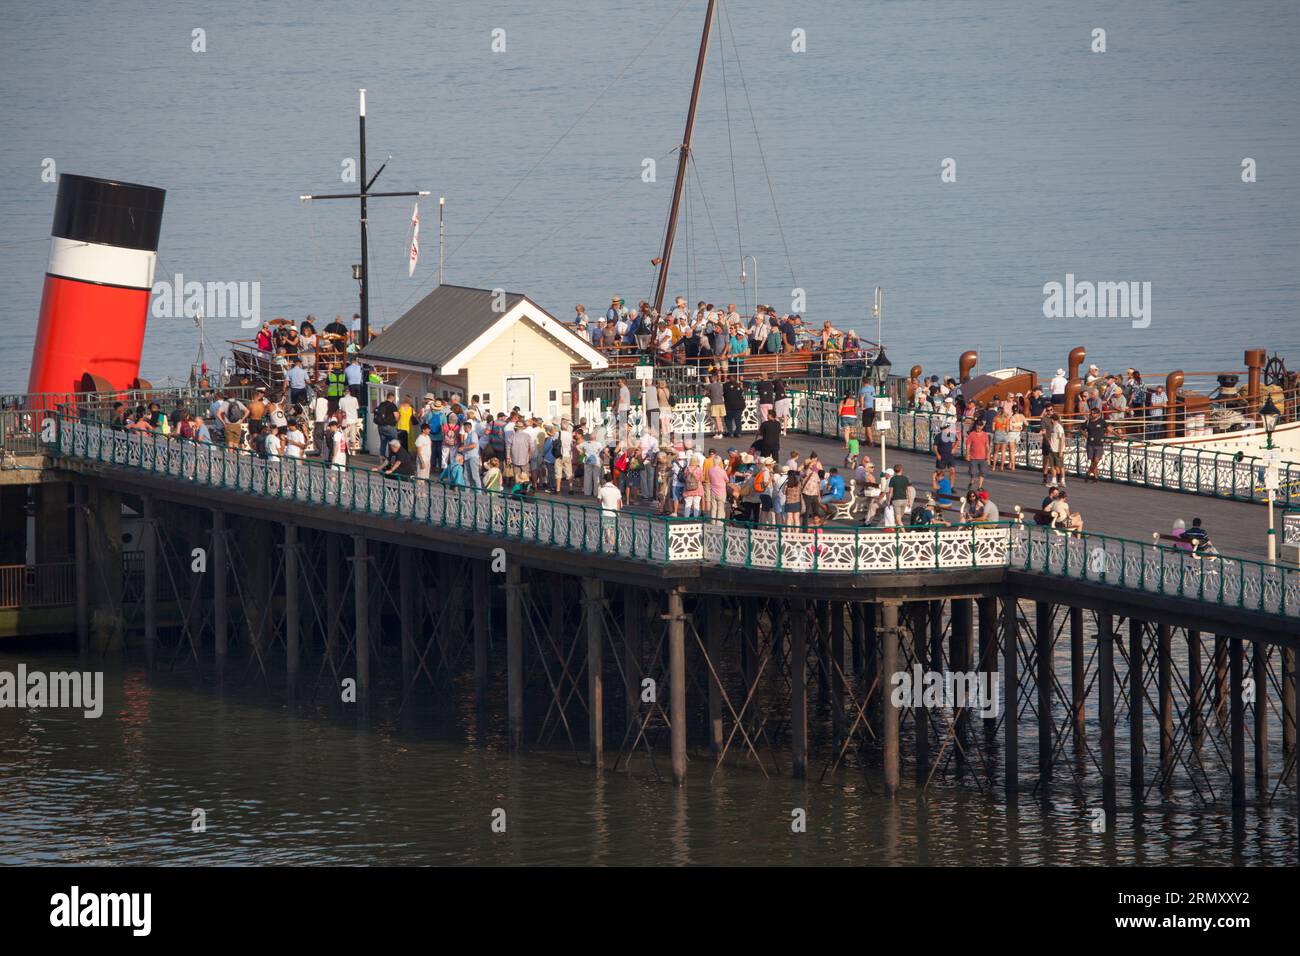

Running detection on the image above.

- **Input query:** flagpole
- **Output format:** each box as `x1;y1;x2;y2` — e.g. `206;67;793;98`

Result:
438;196;445;286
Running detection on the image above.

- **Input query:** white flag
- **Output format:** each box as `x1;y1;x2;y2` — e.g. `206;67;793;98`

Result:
408;202;420;277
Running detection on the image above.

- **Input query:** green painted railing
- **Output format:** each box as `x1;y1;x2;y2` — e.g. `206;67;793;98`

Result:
46;415;1300;618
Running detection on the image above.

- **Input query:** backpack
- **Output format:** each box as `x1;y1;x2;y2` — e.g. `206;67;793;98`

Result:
226;400;246;423
684;468;700;492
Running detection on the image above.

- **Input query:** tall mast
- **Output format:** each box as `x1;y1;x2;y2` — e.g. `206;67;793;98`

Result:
299;91;429;359
359;89;370;349
652;0;717;317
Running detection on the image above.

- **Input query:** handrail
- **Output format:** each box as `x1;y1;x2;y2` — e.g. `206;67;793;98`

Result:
46;414;1300;618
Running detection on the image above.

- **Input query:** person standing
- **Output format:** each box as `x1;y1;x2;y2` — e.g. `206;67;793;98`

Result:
754;410;782;460
415;422;433;480
616;378;632;440
722;378;745;438
706;374;726;438
966;420;991;490
310;390;329;457
1083;407;1109;482
460;416;482;488
1049;368;1068;406
374;391;400;450
858;378;876;446
579;430;605;498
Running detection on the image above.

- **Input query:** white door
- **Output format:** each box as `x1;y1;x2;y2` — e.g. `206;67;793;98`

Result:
505;376;533;416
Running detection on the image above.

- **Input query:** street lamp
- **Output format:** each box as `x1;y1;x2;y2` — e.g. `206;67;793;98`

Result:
872;347;892;476
1260;395;1281;449
872;347;892;389
1260;394;1282;562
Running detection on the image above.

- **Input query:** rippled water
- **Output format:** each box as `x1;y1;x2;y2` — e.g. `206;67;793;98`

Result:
2;644;1293;865
1;0;1298;391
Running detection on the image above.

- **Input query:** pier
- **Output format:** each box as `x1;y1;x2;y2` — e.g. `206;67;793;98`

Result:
2;391;1294;860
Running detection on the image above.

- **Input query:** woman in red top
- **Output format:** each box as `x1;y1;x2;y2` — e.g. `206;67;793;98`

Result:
838;393;858;449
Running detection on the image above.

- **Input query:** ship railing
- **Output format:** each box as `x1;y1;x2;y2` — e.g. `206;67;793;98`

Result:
0;385;261;455
45;415;1300;618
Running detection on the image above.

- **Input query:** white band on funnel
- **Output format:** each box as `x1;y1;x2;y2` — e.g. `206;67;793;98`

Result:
47;236;158;291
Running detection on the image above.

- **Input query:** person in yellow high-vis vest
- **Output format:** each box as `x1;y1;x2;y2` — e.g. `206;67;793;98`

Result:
325;363;347;412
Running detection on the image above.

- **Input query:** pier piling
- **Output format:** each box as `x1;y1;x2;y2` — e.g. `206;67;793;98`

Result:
1230;637;1245;808
1002;595;1018;796
142;496;157;672
1129;619;1144;801
212;509;228;681
584;577;605;770
1035;601;1052;780
506;564;523;751
882;600;900;797
1099;613;1117;822
668;589;687;787
790;600;808;779
353;534;369;711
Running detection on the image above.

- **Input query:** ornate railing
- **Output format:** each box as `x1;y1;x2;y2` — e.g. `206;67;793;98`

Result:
797;399;1300;506
47;417;1300;617
1011;525;1300;617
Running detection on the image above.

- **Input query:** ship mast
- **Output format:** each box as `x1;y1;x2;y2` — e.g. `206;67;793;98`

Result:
300;90;429;353
652;0;717;320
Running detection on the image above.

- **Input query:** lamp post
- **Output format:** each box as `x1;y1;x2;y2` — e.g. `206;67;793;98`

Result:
873;347;892;478
1261;395;1281;562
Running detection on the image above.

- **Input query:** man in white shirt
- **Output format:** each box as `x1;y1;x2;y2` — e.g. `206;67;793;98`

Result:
1049;368;1068;405
338;391;360;453
284;423;305;459
638;429;660;499
554;420;575;494
311;393;330;456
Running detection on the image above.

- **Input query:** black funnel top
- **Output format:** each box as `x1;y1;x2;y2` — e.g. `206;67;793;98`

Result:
51;173;166;251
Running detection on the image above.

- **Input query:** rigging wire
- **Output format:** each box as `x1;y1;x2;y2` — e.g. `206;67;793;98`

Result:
686;153;738;302
483;147;680;296
716;5;744;280
719;0;798;292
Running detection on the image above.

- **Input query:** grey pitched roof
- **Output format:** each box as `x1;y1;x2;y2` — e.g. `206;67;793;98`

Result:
358;284;529;370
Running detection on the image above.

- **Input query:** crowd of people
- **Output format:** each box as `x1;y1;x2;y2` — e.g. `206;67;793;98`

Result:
573;295;869;372
105;324;1237;547
903;363;1169;439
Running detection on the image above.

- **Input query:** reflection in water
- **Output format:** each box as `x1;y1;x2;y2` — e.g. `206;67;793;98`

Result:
0;650;1294;865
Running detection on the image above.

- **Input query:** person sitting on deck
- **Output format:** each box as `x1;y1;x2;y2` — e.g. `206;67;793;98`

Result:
1181;517;1214;554
820;468;846;506
374;438;414;480
442;452;468;489
1044;489;1081;534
